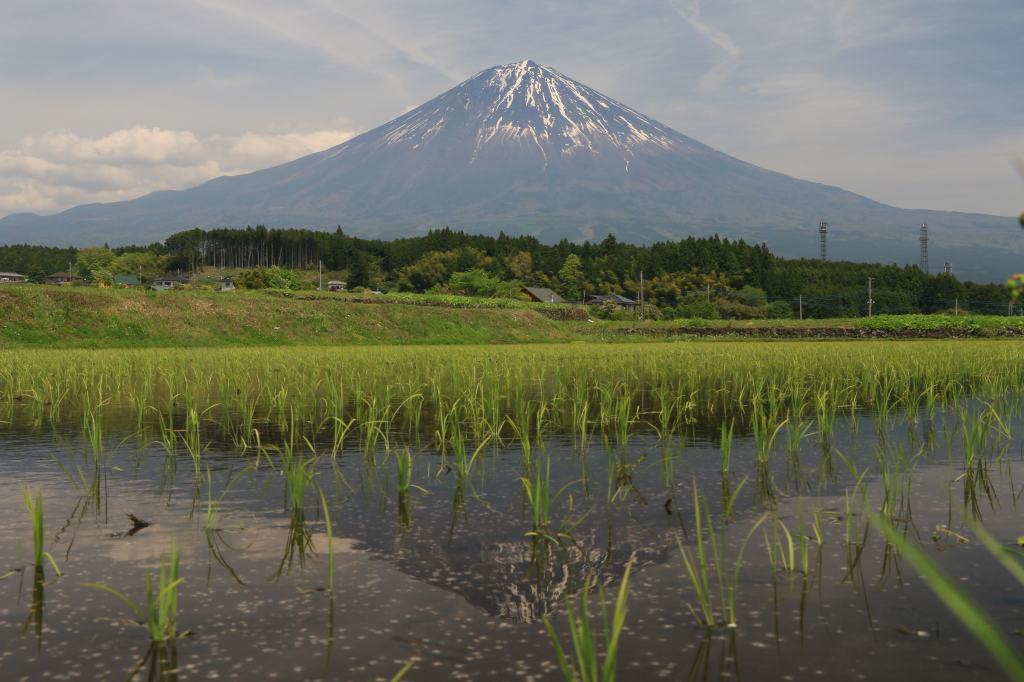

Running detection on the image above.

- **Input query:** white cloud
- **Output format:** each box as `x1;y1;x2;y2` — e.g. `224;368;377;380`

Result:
668;0;741;91
827;0;933;50
0;125;358;216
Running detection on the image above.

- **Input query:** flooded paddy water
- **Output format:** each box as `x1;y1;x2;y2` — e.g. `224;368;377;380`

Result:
1;342;1023;681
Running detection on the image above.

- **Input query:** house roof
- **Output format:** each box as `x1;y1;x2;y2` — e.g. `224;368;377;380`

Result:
521;286;565;303
47;271;81;279
586;293;637;305
0;272;25;278
114;274;141;285
153;275;182;282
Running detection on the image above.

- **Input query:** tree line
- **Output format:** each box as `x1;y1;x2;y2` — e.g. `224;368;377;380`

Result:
0;226;1013;318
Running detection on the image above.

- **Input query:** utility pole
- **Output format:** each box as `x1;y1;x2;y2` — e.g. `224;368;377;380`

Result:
919;223;929;273
818;221;828;261
706;283;711;303
639;270;644;321
867;277;875;317
954;298;958;316
799;295;803;321
318;260;323;291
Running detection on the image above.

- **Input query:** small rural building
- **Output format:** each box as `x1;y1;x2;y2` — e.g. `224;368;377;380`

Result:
521;286;565;304
0;272;27;283
46;272;83;285
586;293;638;310
151;275;182;291
113;274;142;287
327;280;346;292
219;277;236;292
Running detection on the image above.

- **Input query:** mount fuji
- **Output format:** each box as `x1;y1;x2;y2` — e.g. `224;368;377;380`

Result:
0;60;1017;278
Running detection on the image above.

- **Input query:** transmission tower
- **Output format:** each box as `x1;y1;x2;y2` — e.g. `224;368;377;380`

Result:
943;262;952;276
919;223;929;273
818;221;828;261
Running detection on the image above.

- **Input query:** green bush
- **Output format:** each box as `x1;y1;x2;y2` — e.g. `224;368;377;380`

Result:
714;299;765;320
765;300;793;319
447;269;521;298
674;300;719;320
588;301;637;321
237;266;306;290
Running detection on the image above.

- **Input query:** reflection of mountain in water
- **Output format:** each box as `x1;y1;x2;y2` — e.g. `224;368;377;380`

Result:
342;489;672;623
382;533;668;624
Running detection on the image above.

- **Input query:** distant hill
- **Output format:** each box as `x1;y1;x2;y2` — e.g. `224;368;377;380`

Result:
0;59;1017;280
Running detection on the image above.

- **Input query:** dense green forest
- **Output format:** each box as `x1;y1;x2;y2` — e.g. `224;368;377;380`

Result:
0;226;1015;318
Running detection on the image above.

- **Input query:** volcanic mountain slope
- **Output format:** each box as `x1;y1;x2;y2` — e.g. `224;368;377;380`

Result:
0;60;1016;279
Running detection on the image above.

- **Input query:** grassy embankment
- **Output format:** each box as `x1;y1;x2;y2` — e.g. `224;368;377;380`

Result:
3;284;1023;348
0;285;576;348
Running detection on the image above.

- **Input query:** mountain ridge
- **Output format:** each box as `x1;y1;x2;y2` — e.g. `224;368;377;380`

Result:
0;59;1017;280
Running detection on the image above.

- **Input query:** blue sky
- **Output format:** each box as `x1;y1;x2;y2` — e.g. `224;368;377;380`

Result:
1;0;1021;218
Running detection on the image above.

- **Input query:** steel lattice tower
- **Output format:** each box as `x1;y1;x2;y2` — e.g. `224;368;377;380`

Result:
919;223;929;273
818;221;828;260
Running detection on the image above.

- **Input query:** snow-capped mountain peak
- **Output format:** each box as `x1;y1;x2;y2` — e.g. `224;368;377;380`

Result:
363;60;682;161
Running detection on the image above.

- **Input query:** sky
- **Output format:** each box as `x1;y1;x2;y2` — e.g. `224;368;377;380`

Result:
0;0;1021;219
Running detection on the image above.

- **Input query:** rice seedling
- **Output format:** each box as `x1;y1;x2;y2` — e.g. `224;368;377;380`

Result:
23;489;60;576
543;559;633;682
181;405;208;481
83;540;183;642
328;416;356;459
522;457;555;540
3;341;1024;450
434;398;461;456
151;405;177;457
785;418;813;461
505;417;534;468
721;477;747;522
273;453;318;576
521;456;584;543
719;420;734;479
450;431;492;481
678;483;767;628
876;444;922;521
762;515;796;574
82;406;104;458
395;448;428;529
752;411;787;465
649;386;681;440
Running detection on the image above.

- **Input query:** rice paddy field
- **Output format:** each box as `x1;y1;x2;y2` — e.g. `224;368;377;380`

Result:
1;340;1024;681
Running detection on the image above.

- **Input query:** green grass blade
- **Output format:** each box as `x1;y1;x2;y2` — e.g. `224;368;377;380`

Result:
81;582;146;621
